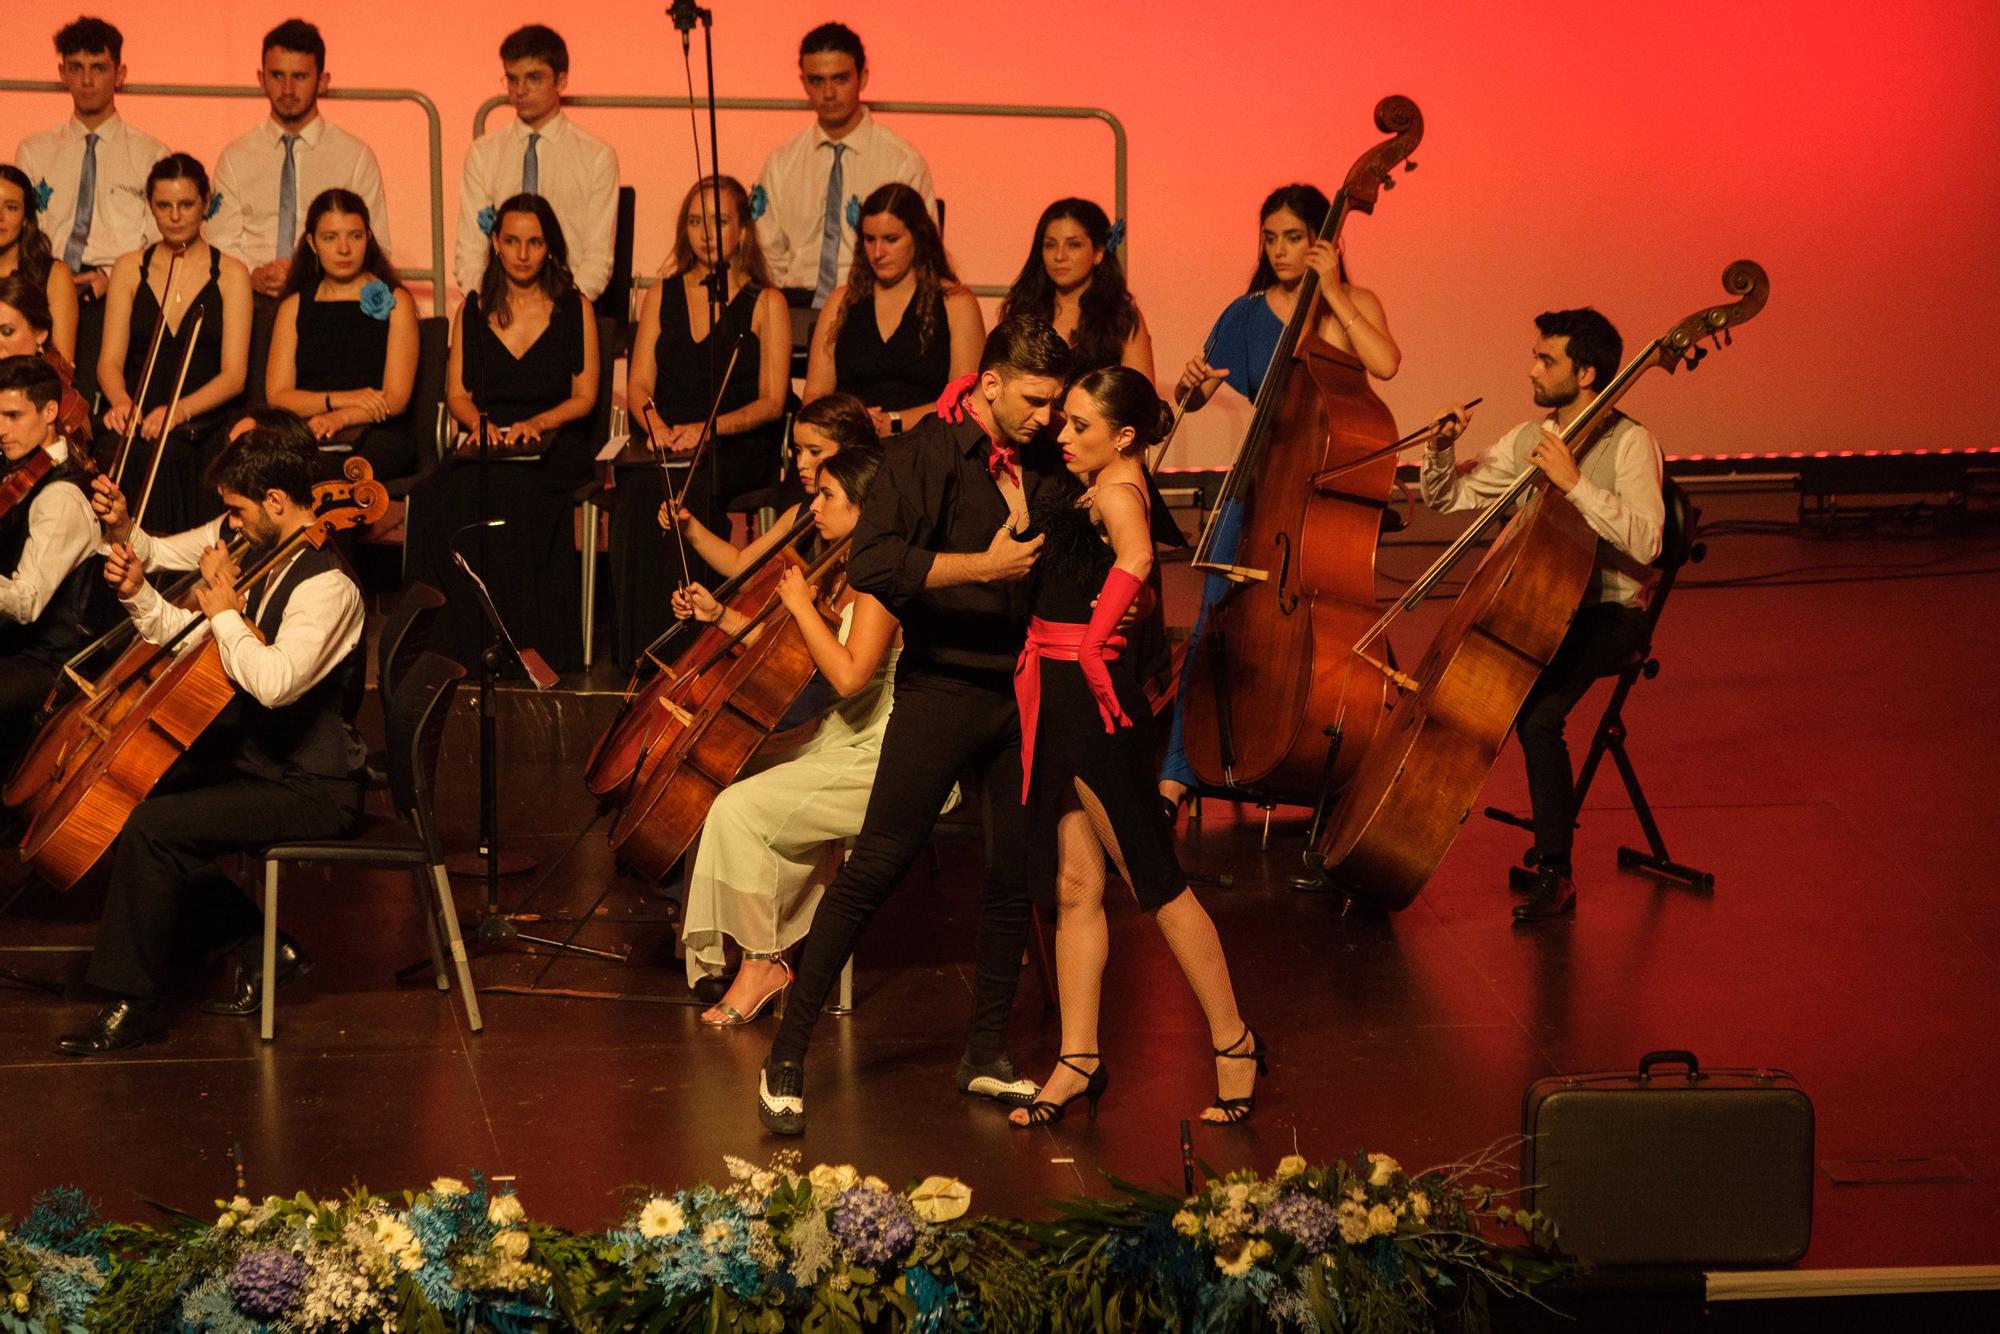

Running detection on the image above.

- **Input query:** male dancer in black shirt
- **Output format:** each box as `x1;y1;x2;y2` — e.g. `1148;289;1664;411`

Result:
757;316;1069;1134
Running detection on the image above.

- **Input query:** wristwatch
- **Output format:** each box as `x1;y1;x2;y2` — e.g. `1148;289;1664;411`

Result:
889;412;903;434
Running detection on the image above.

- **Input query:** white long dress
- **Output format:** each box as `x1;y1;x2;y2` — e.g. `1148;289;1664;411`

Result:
681;601;900;984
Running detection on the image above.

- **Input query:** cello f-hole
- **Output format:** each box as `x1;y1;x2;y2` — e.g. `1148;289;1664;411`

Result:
1273;531;1298;616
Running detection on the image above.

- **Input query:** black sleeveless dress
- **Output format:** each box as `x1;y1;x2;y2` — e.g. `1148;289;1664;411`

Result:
293;285;417;480
833;286;950;411
1020;479;1184;911
404;290;592;673
117;243;240;533
608;276;779;668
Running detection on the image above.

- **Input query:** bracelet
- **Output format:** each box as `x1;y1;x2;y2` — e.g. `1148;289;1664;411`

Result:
1342;313;1362;332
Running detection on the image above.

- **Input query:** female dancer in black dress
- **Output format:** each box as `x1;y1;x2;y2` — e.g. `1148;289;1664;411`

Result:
407;193;599;672
96;154;252;533
1009;365;1264;1127
265;188;419;480
612;175;789;668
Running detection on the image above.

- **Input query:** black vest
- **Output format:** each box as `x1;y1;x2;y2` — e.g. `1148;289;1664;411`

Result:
0;452;113;665
226;544;363;781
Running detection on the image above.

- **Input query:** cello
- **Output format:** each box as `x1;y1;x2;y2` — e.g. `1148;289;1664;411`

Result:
1316;261;1770;911
608;536;850;882
4;464;375;814
1179;95;1422;809
19;468;388;888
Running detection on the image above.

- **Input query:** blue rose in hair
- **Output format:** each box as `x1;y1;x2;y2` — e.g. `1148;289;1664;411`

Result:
845;195;861;229
477;205;497;237
33;179;53;212
747;184;768;222
359;279;395;321
205;191;223;221
1104;218;1126;253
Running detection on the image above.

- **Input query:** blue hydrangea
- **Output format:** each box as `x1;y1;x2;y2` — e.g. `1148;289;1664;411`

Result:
747;184;768;221
359;279;395;320
619;1189;764;1303
844;195;861;229
829;1185;916;1268
205;191;223;220
1104;218;1126;252
33;179;53;212
904;1263;960;1332
1257;1192;1338;1253
16;1188;103;1259
227;1247;305;1320
478;205;498;237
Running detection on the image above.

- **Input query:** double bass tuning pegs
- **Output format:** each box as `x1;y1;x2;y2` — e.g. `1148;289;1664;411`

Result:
1404;160;1418;172
1684;344;1709;370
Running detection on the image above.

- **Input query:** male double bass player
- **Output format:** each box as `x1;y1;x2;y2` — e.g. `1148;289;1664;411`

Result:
0;354;107;766
1424;309;1663;924
57;428;364;1055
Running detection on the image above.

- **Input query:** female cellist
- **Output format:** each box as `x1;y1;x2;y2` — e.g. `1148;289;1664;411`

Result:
1157;182;1401;820
666;443;913;1027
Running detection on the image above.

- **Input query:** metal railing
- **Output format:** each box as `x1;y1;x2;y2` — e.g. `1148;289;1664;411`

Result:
473;95;1128;297
0;81;448;314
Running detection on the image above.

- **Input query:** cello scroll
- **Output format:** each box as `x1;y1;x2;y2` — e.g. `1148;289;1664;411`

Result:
1658;260;1770;374
1340;95;1423;213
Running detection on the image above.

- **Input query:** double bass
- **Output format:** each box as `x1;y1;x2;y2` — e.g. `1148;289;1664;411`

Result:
1316;262;1770;910
1179;95;1422;808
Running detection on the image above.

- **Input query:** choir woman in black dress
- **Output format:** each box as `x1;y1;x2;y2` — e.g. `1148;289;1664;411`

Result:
408;193;599;671
611;175;789;668
1007;365;1264;1128
96;154;252;533
264;188;419;480
802;182;980;437
998;198;1151;380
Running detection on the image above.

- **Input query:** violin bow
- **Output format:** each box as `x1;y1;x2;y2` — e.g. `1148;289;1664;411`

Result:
110;246;183;486
662;332;748;590
131;305;205;533
1307;399;1483;487
1145;327;1221;476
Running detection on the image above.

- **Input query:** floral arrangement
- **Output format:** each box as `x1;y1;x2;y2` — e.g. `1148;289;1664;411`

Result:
1;1149;1561;1332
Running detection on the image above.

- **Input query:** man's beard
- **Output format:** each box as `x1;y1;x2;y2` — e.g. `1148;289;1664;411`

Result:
1532;382;1578;410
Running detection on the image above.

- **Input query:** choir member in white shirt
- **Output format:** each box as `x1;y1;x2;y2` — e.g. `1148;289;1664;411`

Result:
453;26;617;303
0;355;107;765
59;427;366;1055
754;23;935;305
13;16;168;403
208;21;393;297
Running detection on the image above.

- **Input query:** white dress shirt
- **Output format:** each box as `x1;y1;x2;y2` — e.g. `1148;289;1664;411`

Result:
1421;413;1665;608
121;548;363;709
14;112;169;271
127;515;228;574
756;110;935;292
455;111;617;301
0;440;98;625
208;113;393;267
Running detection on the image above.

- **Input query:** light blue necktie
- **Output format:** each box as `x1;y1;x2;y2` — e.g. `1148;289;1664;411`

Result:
522;131;541;196
276;134;300;258
63;132;98;272
812;142;848;306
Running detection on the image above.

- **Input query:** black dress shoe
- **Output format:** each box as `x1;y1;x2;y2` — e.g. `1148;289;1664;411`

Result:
955;1052;1038;1107
1508;864;1538;894
56;998;168;1056
1512;867;1577;923
200;935;313;1017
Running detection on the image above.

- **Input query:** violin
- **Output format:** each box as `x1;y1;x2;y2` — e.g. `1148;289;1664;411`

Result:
38;345;94;450
1315;262;1770;910
1178;95;1423;807
0;450;57;529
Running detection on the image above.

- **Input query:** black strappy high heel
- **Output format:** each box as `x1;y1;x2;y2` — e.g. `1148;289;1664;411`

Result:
1206;1027;1268;1125
1013;1054;1109;1126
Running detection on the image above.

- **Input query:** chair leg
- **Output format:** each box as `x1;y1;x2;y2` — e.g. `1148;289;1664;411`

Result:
1609;733;1715;891
261;862;280;1043
430;863;484;1031
829;956;854;1015
413;867;448;990
580;499;600;669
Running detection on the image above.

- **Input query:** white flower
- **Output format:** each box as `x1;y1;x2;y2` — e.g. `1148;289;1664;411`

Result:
702;1220;733;1247
1408;1191;1432;1222
1225;1182;1251;1209
1336;1200;1370;1245
808;1163;858;1196
750;1171;778;1197
1366;1203;1399;1237
487;1194;525;1226
229;1195;253;1213
1215;1238;1271;1278
908;1176;972;1223
430;1177;468;1197
1171;1209;1201;1237
215;1211;238;1232
491;1228;530;1260
862;1175;890;1194
1366;1153;1401;1188
1275;1154;1309;1180
12;1292;30;1314
636;1198;685;1239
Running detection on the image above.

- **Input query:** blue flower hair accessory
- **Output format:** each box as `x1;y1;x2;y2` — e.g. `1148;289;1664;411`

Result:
33;179;53;212
205;191;223;220
845;195;861;229
477;205;497;237
1104;218;1127;253
359;279;395;321
747;184;768;222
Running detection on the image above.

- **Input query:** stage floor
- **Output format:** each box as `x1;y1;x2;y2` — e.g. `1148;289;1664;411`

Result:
3;489;1997;1318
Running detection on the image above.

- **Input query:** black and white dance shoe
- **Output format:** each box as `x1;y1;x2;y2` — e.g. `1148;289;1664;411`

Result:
955;1052;1038;1107
201;933;314;1017
55;998;168;1056
758;1057;807;1136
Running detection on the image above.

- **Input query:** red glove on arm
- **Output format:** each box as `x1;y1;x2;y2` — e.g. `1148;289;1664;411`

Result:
1078;567;1144;732
934;373;978;424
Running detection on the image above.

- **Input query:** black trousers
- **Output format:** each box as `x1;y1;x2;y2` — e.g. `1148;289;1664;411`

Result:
0;654;57;774
84;766;362;1000
769;667;1035;1067
1516;602;1651;870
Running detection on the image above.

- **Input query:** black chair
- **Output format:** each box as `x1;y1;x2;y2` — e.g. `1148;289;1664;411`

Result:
360;581;447;794
574;313;624;667
254;651;483;1040
1485;478;1714;891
